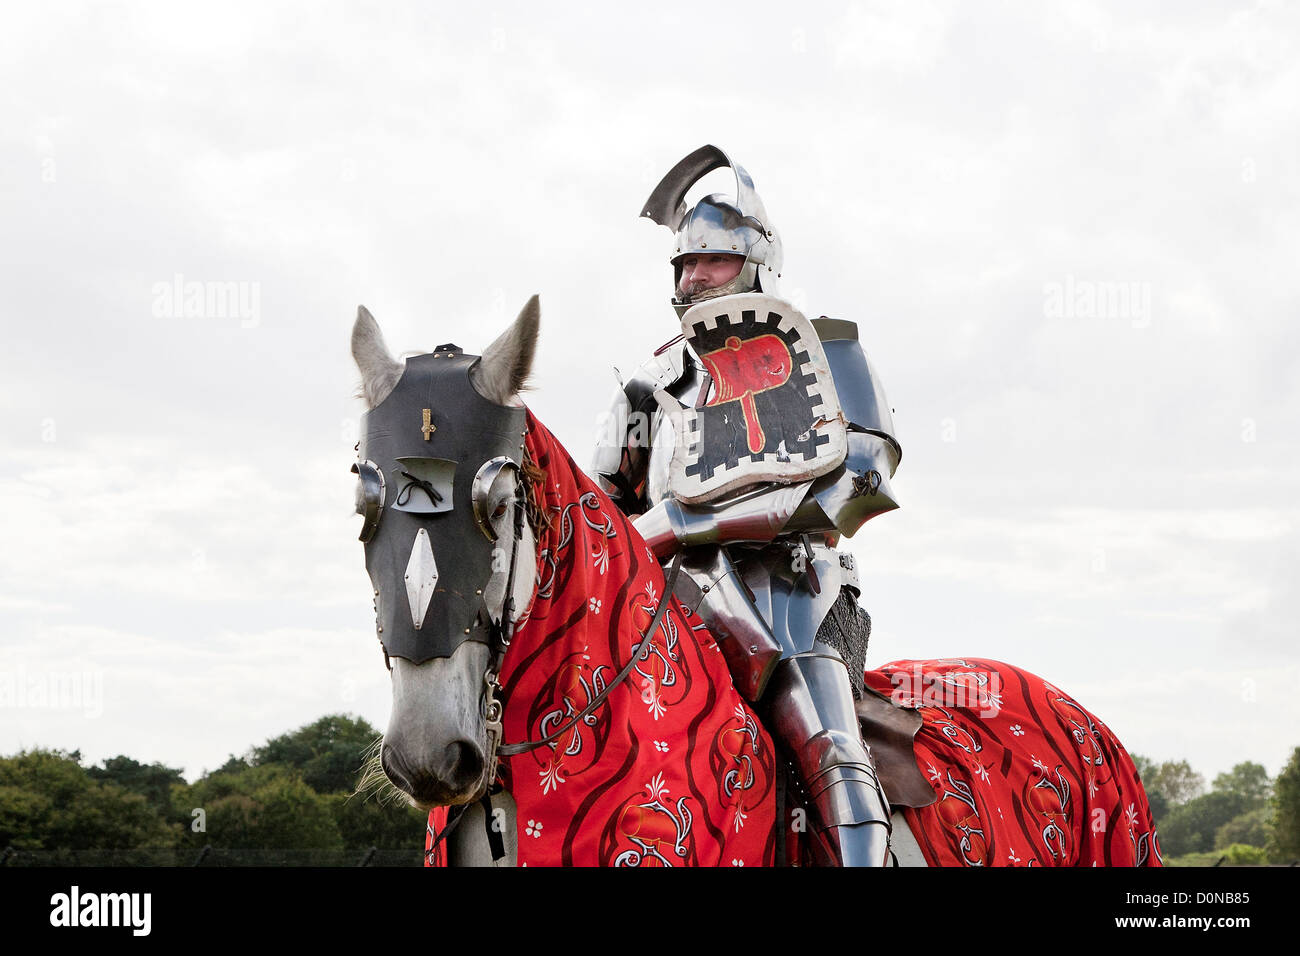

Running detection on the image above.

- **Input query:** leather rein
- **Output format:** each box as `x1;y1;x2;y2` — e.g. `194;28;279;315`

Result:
428;460;682;860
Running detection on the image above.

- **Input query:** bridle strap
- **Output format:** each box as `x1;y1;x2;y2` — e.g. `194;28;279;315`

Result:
425;792;506;864
496;552;683;757
429;451;684;858
425;801;469;861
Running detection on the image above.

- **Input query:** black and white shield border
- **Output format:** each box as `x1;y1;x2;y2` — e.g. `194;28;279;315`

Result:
662;293;848;505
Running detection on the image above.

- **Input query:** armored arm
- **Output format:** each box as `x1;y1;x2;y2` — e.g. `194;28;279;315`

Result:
589;341;702;518
634;317;901;557
589;381;646;516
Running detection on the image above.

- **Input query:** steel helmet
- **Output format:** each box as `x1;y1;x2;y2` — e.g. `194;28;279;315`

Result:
641;145;784;315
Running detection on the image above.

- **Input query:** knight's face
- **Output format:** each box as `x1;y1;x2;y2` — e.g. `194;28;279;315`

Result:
677;253;745;297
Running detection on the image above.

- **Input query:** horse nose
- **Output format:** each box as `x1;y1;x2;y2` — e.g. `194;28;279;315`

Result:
437;740;485;788
382;740;486;803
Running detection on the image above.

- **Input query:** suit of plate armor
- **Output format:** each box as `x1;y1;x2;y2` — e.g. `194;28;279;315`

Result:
591;147;904;865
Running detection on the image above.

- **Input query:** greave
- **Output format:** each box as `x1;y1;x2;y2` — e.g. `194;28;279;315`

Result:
764;653;892;867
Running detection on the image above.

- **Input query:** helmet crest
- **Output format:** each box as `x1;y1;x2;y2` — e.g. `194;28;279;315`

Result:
641;145;783;315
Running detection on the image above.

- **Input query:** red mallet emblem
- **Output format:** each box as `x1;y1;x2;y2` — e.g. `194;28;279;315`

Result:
699;334;793;454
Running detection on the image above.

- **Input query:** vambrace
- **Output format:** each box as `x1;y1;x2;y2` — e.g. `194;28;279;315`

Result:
632;481;813;559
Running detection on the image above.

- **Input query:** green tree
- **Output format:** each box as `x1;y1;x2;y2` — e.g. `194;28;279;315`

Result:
0;749;180;852
327;791;427;850
1268;746;1300;862
1214;807;1273;850
250;714;381;795
1153;760;1204;806
211;754;251;777
1158;791;1249;856
86;755;186;820
179;764;343;850
1130;754;1169;822
1211;762;1271;807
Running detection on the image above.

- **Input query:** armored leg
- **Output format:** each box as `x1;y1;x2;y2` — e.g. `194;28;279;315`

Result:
672;546;784;701
763;651;892;867
680;541;892;866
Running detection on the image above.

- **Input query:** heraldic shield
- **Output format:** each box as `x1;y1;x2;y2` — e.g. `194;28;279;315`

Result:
661;293;848;504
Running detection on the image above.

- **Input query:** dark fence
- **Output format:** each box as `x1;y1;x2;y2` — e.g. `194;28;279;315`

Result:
0;846;424;867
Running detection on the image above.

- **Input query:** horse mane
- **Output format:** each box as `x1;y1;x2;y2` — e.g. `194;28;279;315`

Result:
519;452;553;543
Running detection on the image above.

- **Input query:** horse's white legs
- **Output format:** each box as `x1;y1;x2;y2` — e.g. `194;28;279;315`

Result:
889;812;928;866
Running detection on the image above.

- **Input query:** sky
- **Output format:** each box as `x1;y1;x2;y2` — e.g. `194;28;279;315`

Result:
1;1;1296;787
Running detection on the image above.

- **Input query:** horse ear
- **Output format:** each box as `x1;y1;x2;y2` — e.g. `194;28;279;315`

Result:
352;305;405;409
471;295;539;406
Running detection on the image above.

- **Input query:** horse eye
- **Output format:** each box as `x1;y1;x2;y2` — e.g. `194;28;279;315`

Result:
472;457;519;541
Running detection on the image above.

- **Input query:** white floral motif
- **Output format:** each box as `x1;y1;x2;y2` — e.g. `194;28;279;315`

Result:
731;859;745;867
525;819;543;838
646;772;669;802
646;688;667;720
926;762;941;783
539;760;566;794
588;597;602;614
732;806;747;833
1008;848;1021;864
972;760;991;784
1010;724;1025;736
1032;755;1049;774
653;740;669;753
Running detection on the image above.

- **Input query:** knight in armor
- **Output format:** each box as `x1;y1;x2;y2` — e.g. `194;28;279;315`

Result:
590;145;905;866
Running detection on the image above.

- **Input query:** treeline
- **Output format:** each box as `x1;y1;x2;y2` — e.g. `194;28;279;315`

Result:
1133;750;1300;866
0;714;427;866
4;715;1297;866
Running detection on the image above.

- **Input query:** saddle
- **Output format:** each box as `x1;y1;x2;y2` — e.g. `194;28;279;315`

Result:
855;686;936;809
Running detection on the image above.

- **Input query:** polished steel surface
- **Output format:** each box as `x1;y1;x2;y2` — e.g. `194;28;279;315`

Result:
774;545;843;656
806;431;902;538
404;527;439;630
590;341;704;512
615;153;906;866
676;546;783;701
632;480;813;559
589;382;632;495
470;456;517;541
765;653;893;866
810;319;901;461
641;145;783;315
641;144;767;232
351;458;386;543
